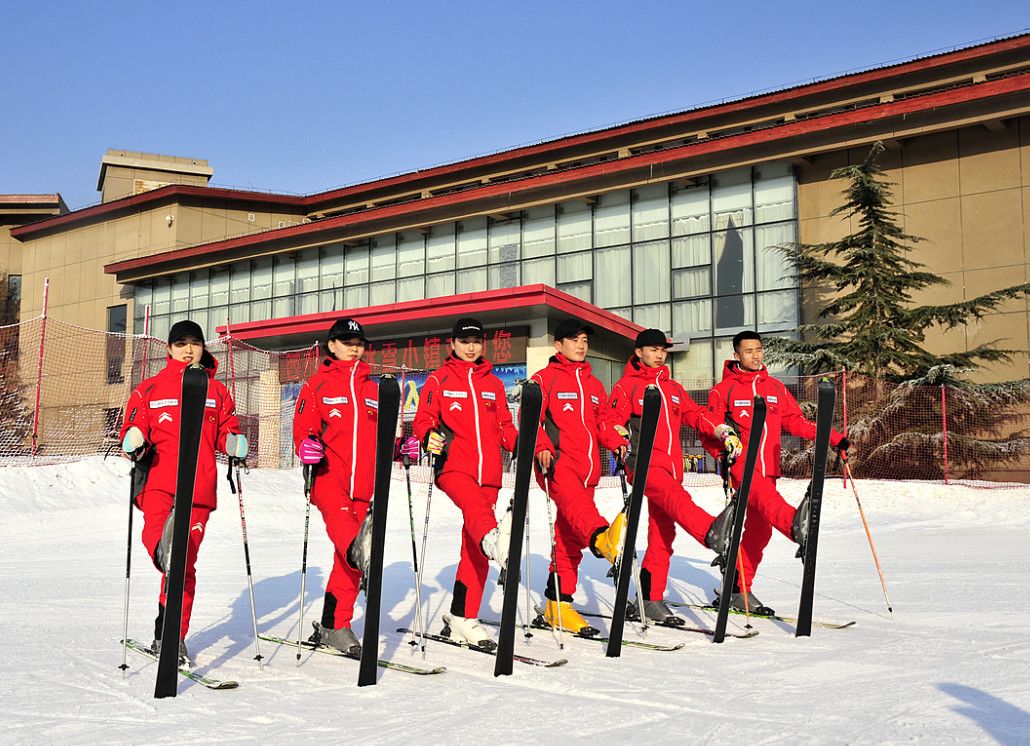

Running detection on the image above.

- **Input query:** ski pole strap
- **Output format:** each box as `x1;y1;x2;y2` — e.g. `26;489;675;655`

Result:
226;459;237;494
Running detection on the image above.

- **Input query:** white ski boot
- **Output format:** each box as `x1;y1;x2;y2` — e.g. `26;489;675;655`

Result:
441;614;497;651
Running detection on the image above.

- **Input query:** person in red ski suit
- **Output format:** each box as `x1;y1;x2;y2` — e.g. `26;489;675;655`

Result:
412;318;518;650
532;317;630;636
120;320;245;661
292;317;380;656
705;330;848;614
609;328;742;626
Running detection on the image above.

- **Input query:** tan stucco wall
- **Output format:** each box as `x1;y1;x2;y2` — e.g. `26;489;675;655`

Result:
797;119;1030;384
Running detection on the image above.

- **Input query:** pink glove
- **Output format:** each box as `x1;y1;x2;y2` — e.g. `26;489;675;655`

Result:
400;436;420;461
298;436;324;465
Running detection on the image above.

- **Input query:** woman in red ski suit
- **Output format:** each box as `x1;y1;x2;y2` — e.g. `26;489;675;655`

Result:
706;331;846;612
609;329;740;623
413;318;517;649
119;320;243;653
531;318;629;635
292;318;380;655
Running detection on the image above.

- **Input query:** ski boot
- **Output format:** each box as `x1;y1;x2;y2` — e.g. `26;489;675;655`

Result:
627;599;686;627
704;501;735;568
590;512;626;565
540;600;599;638
791;490;811;559
713;588;776;617
347;510;373;575
480;506;513;572
441;614;497;651
150;638;190;667
310;621;362;656
153;510;175;573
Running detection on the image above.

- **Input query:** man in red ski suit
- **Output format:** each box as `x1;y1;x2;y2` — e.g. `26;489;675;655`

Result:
292;317;380;656
413;318;518;650
532;317;629;636
120;320;245;661
609;328;742;625
706;330;847;614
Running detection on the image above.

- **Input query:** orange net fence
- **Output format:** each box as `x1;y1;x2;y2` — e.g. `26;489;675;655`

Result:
1;315;1027;486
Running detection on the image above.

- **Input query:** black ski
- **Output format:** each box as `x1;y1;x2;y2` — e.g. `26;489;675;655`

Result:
494;379;542;677
357;374;401;687
606;384;661;659
154;365;208;699
796;379;836;637
125;639;239;690
258;633;446;675
581;609;759;639
713;395;767;644
397;628;567;668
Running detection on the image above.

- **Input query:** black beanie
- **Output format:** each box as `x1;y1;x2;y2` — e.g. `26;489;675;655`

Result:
168;320;205;345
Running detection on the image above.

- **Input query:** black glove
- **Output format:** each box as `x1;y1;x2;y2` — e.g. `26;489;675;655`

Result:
836;436;850;452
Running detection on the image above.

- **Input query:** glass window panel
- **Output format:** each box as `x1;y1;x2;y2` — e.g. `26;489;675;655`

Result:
672;267;710;299
715;293;755;334
397;276;423;302
632;303;670;332
488;217;521;264
273;255;296;297
210;269;229;308
171;276;189;314
593;190;630;247
152;280;171;317
456;267;487;294
273;296;294;318
632;184;669;241
754;173;795;224
191;309;209;338
230;262;251;305
672;234;711;268
674;338;714;381
369;280;395;306
297;249;320;294
150;314;170;343
426;273;455;299
397;231;425;278
714;226;754;296
673;298;712;335
345;285;368;309
557;200;591;253
370;235;396;281
134;282;153;322
754;222;796;291
522;257;555;286
345;242;370;285
557;251;591;284
298;292;319;316
633;240;670;304
715;337;735;368
757;290;798;331
558;281;591;303
711;167;752;230
608;306;631;320
671;181;710;236
320;245;344;291
457;217;488;268
522;205;555;258
252;258;273;300
489;263;520;290
594;245;631;308
319;289;340;313
229;301;249;325
189;270;209;310
251;298;271;322
427;224;456;273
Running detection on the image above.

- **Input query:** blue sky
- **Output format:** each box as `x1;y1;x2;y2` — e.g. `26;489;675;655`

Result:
3;1;1027;209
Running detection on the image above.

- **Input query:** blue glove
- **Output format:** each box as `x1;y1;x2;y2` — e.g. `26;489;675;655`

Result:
122;427;145;458
226;433;248;460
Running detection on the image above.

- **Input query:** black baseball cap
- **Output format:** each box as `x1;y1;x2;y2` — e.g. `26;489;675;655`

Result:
634;328;675;348
452;317;485;340
328;317;367;343
168;320;205;345
554;317;595;341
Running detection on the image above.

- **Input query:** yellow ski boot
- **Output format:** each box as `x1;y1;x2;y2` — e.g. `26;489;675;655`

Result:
591;512;626;565
542;600;599;638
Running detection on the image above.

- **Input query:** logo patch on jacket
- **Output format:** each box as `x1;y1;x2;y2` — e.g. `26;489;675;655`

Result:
670;395;680;404
562;402;575;412
329;408;342;418
323;396;349;404
767;395;778;403
365;398;378;409
481;391;496;401
150;398;178;408
443;390;468;398
450;401;463;412
734;399;751;407
205;398;217;408
557;392;578;400
590;395;599;405
158;412;173;424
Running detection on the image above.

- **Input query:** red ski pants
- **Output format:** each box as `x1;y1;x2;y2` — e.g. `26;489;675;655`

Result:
315;494;370;629
437;471;499;618
638;468;715;601
140;490;212;640
729;464;796;589
544;467;608;600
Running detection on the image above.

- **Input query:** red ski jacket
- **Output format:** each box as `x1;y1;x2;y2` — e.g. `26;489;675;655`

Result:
293;357;380;504
610;357;724;481
413;354;518;488
120;353;240;510
705;360;843;478
532;354;627;488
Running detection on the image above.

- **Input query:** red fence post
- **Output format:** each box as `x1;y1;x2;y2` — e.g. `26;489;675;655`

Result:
841;367;848;488
941;383;950;484
31;278;50;458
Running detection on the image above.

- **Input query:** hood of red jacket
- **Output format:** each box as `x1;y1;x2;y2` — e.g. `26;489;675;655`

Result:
164;351;218;378
622;355;671;384
719;358;767;386
321;355;372;383
444;351;494;377
548;352;592;377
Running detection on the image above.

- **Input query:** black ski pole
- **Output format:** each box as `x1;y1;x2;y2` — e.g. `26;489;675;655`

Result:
402;454;428;656
119;462;136;675
296;464;316;665
227;458;263;666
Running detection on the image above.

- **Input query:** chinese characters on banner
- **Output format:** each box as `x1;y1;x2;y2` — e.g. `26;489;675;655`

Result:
363;326;528;370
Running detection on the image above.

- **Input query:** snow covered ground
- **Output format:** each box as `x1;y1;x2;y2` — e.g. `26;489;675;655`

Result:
1;457;1028;744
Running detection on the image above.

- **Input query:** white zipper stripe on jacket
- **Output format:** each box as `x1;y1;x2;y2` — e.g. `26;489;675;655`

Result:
577;368;593;487
657;372;674;461
752;376;767;477
468;368;483;484
350;365;359;497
